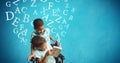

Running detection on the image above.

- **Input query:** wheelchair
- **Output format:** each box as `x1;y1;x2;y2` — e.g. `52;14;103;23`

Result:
30;43;65;63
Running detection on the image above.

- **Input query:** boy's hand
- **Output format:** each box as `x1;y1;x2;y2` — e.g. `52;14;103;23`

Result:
53;40;58;43
45;50;53;56
28;54;35;61
54;40;60;46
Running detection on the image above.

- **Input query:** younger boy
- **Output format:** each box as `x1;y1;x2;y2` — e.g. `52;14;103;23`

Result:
31;36;55;63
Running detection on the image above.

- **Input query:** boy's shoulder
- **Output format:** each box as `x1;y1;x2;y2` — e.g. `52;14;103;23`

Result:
45;28;50;33
45;28;50;31
31;31;37;35
31;31;38;38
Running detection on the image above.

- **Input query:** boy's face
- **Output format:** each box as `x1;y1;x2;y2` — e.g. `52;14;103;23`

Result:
35;25;45;34
36;42;47;51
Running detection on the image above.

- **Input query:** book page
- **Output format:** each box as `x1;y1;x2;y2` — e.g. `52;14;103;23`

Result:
52;46;62;57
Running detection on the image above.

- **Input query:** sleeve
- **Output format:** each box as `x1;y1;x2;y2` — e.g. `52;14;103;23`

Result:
47;43;53;50
31;32;36;39
45;28;50;36
34;50;43;59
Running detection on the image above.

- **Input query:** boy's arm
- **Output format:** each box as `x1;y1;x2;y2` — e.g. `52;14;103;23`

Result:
31;44;34;55
37;50;53;63
37;54;48;63
28;44;35;60
50;36;58;43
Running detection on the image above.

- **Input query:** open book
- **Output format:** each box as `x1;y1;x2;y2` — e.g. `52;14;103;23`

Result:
52;46;62;57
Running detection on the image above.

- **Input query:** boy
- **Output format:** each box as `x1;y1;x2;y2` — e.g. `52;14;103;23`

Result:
28;18;58;60
31;36;55;63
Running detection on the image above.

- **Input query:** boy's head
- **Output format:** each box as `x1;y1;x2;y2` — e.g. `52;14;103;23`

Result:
31;36;47;51
33;18;45;34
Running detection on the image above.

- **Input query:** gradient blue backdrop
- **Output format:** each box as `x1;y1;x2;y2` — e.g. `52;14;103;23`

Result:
0;0;120;63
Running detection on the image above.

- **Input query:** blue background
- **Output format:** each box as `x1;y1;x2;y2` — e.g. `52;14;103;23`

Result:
0;0;120;63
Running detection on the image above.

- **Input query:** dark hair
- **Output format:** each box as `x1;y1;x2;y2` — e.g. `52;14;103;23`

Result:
33;18;44;29
31;36;46;48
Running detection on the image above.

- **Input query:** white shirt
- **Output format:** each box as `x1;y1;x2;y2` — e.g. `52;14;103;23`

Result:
31;28;51;44
34;43;55;63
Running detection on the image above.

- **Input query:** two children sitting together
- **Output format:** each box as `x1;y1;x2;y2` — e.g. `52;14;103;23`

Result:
28;18;58;63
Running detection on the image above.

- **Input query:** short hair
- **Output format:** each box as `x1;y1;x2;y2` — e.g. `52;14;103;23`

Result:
31;36;46;48
33;18;44;29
